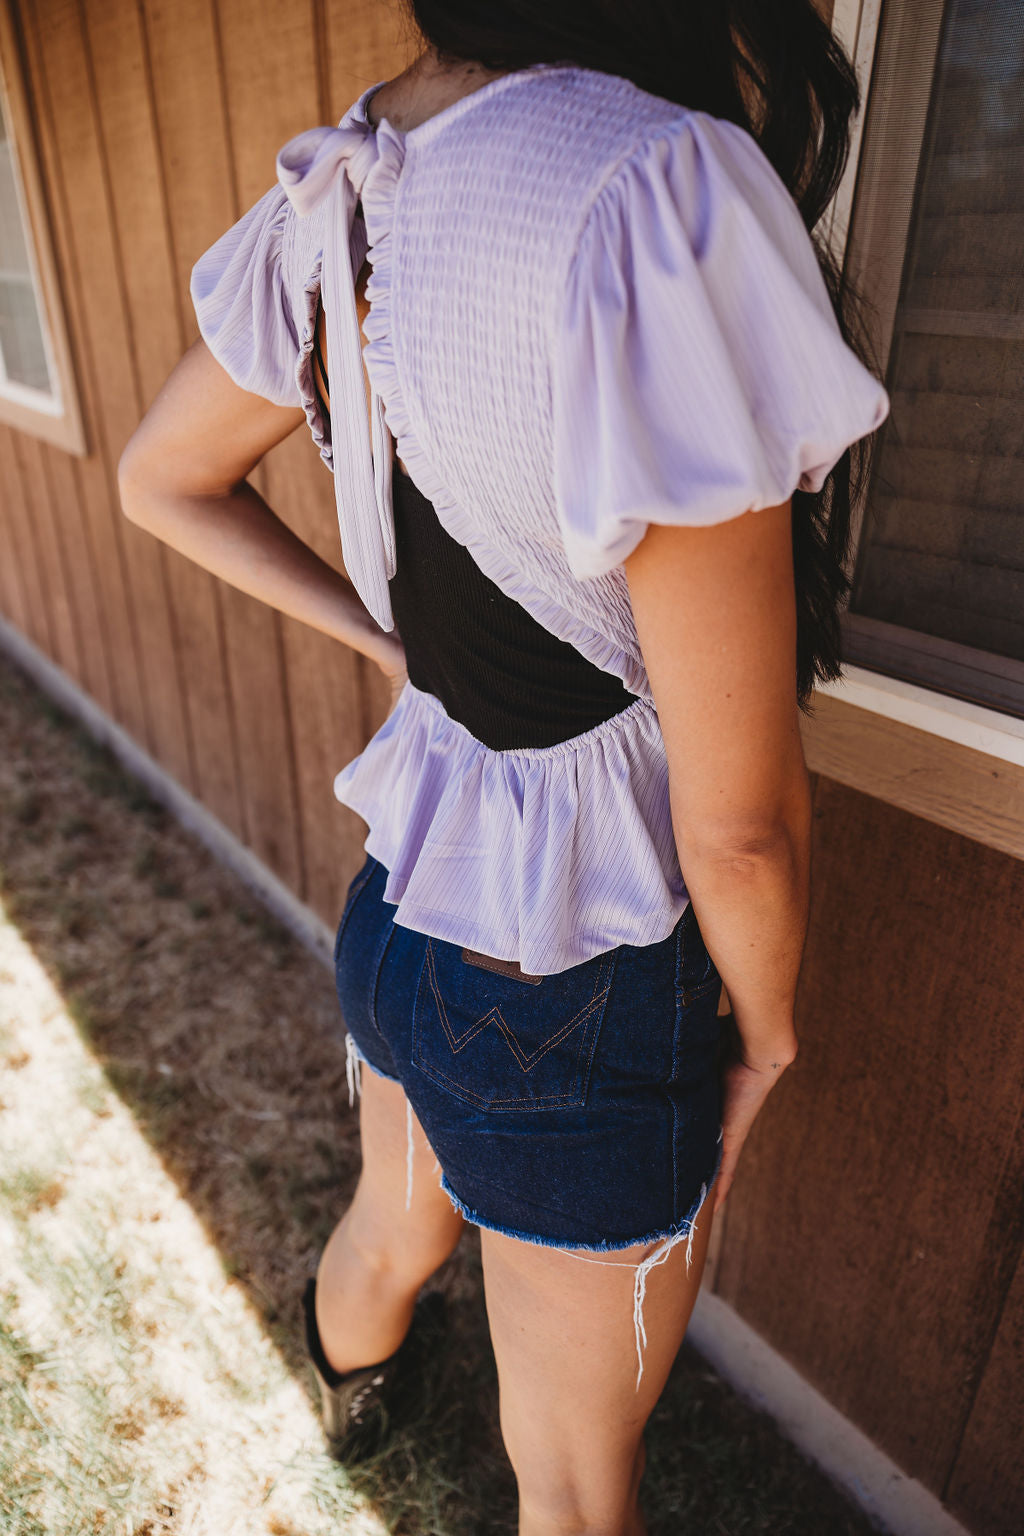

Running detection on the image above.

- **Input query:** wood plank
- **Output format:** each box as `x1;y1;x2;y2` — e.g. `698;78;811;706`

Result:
911;209;1021;281
210;0;328;896
141;0;239;324
88;0;268;831
931;73;1024;156
854;546;1024;660
19;0;151;747
800;693;1024;858
871;441;1018;509
38;438;115;715
321;0;414;122
217;0;319;195
947;1241;1024;1536
896;333;1023;398
922;145;1024;220
140;0;254;838
0;424;38;640
10;428;78;675
66;0;194;790
714;779;1024;1493
888;389;1022;455
0;423;50;653
277;615;370;923
909;270;1021;319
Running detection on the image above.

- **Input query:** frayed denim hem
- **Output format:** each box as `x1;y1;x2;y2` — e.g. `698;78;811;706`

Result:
439;1155;721;1391
438;1169;716;1256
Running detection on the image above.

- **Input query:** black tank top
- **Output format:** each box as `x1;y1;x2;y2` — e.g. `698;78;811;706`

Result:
312;302;636;751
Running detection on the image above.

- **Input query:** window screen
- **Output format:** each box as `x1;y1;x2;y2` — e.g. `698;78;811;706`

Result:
847;0;1024;706
0;86;53;400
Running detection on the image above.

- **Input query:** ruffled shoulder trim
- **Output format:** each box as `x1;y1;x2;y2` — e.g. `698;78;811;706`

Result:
553;110;890;579
190;184;302;407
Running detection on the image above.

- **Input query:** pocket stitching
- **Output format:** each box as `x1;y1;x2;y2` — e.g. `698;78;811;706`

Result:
413;940;617;1111
425;939;610;1072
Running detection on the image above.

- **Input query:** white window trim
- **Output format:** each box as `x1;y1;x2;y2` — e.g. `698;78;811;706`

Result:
0;139;64;414
821;0;886;264
818;0;1023;783
0;2;85;454
816;666;1024;768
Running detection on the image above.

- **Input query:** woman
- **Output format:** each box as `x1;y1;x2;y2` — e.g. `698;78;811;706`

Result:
119;2;889;1530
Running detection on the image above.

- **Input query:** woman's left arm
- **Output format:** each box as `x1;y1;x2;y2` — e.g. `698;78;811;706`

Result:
117;337;406;681
624;500;811;1210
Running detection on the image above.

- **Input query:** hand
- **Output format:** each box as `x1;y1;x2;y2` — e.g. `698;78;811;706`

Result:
713;1021;798;1213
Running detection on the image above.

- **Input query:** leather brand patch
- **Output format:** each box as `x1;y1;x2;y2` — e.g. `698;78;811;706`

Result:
461;947;544;985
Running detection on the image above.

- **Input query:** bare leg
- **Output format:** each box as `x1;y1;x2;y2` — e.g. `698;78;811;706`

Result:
315;1070;464;1373
482;1198;715;1536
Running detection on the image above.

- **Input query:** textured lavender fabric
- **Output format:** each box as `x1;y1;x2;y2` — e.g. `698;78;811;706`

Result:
190;65;890;974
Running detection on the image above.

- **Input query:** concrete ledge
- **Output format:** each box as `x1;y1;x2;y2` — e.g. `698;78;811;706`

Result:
2;615;974;1536
0;617;336;970
689;1292;972;1536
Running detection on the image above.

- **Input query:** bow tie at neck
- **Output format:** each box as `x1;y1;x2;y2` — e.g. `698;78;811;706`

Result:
275;97;403;632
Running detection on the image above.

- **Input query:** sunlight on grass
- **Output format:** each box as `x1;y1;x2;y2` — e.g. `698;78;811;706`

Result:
0;894;387;1536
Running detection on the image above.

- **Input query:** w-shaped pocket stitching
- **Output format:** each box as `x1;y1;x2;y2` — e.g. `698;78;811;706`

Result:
412;938;617;1112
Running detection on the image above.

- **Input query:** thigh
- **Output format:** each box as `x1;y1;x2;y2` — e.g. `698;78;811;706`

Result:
347;1067;465;1262
481;1205;715;1513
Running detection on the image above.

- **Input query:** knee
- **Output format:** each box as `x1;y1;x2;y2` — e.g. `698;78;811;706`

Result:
508;1436;645;1536
342;1201;458;1285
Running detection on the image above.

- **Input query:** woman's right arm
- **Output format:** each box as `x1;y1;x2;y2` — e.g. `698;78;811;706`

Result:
117;337;407;693
623;497;810;1211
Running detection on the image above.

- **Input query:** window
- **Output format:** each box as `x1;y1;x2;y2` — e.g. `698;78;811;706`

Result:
0;88;52;396
797;0;1024;862
841;0;1023;719
0;10;84;452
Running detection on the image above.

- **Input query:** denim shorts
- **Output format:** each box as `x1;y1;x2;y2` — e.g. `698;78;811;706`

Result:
333;851;724;1253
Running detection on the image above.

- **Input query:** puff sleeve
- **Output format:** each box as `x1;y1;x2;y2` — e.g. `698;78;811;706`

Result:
189;185;302;408
553;112;890;579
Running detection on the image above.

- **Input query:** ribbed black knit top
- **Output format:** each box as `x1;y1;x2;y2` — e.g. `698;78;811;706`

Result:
313;307;636;752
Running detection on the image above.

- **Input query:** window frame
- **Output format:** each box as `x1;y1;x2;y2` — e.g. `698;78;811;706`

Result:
801;0;1024;858
0;1;85;454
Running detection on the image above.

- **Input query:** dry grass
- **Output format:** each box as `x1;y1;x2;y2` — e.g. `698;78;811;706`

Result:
0;654;882;1535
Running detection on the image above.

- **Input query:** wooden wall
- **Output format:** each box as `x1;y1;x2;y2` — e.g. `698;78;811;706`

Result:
711;774;1024;1536
0;5;1020;1534
0;0;416;925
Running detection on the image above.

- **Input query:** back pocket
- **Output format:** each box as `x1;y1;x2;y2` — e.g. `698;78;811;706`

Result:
412;937;618;1112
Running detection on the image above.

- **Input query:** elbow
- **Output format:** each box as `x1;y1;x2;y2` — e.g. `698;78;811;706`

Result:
118;429;182;531
676;787;812;876
117;432;154;526
706;827;806;881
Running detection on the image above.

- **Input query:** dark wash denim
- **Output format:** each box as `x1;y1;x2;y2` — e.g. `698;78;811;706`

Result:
334;852;724;1251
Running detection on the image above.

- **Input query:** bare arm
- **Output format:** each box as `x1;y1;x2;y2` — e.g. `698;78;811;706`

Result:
623;501;810;1209
117;337;406;683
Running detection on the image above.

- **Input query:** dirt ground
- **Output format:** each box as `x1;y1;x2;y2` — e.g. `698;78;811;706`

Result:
0;652;883;1535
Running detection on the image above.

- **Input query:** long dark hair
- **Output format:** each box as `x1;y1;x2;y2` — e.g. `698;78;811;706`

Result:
403;0;883;710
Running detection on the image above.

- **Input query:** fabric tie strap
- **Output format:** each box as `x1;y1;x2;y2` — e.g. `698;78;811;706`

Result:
276;122;397;631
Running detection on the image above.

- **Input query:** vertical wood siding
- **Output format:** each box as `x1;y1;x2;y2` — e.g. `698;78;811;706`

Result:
1;0;413;905
0;5;1018;1532
713;774;1024;1535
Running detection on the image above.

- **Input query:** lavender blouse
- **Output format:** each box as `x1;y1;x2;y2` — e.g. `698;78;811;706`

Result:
191;64;890;975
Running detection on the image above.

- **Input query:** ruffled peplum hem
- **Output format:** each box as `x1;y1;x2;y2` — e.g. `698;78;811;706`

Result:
333;680;688;975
